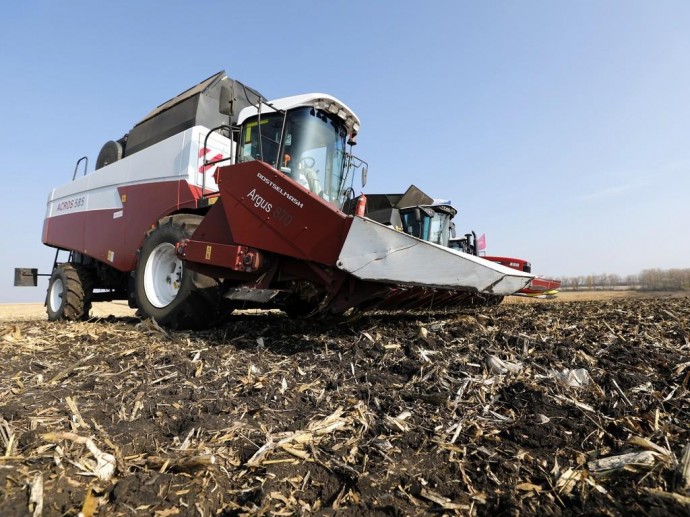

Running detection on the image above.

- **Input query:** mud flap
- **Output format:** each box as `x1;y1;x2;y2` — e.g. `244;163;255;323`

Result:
14;268;38;287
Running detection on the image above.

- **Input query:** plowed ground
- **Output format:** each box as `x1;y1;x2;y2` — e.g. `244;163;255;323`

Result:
0;293;688;516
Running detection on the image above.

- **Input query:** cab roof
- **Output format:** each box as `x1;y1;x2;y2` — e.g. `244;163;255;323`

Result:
237;93;360;134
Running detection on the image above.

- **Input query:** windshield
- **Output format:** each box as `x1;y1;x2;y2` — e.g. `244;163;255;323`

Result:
239;107;349;206
399;207;454;246
428;211;453;246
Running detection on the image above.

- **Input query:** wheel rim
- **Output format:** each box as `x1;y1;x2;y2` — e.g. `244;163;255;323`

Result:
49;278;64;313
144;242;184;308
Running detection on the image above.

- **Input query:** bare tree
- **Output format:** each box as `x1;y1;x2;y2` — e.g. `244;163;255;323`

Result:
551;269;687;291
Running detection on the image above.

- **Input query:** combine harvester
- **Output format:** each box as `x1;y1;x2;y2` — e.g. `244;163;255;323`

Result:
15;71;532;328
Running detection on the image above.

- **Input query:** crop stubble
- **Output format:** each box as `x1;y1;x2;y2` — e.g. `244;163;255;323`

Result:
0;295;688;516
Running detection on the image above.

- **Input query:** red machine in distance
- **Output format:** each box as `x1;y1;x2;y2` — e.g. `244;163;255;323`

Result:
449;236;560;298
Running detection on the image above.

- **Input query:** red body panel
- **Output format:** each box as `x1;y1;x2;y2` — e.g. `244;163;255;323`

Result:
484;255;560;294
42;180;202;271
210;161;352;266
182;238;265;273
484;256;531;272
519;277;562;294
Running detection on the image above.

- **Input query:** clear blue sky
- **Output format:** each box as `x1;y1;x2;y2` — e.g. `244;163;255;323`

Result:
2;1;689;302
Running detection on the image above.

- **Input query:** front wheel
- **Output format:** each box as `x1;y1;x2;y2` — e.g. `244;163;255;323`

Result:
134;215;224;329
46;263;94;321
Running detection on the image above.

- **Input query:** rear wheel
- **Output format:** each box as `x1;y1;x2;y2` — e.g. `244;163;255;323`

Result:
134;215;225;329
46;263;94;321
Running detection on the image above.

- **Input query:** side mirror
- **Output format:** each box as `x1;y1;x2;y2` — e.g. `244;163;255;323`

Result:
219;85;234;116
361;165;368;188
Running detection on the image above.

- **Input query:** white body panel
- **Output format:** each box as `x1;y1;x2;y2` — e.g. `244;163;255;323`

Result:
46;126;232;218
338;217;533;295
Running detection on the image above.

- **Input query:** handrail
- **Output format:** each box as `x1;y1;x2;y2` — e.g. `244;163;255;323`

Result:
202;125;237;198
72;156;88;180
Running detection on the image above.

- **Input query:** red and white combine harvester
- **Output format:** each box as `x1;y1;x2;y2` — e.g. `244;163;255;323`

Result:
15;71;533;328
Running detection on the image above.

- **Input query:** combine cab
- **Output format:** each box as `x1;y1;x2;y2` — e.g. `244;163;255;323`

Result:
17;71;532;328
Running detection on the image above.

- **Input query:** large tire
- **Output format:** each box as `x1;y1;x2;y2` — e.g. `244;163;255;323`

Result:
134;215;223;329
46;263;94;321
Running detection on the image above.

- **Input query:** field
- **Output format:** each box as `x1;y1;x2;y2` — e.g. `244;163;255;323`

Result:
0;291;688;516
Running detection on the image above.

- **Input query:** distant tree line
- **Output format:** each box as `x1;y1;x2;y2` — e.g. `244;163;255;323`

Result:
559;268;690;291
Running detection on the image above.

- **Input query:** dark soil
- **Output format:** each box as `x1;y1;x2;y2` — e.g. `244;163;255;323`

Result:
0;297;688;516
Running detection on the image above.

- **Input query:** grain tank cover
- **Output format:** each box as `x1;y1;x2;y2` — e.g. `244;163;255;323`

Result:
125;71;264;156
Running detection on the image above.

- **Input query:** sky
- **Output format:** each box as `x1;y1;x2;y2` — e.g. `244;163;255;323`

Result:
1;0;689;303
